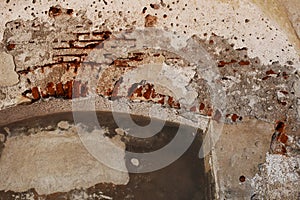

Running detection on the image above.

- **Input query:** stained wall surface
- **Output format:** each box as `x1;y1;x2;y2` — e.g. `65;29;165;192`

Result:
0;0;299;199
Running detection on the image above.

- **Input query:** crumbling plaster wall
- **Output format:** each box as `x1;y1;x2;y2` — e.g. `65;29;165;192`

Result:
0;0;299;199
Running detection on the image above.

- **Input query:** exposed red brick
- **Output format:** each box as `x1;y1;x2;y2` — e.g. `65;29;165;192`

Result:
68;40;75;48
207;107;213;116
167;96;174;106
31;87;40;100
49;6;62;17
23;80;89;102
46;82;56;96
280;146;287;154
266;69;276;75
231;114;238;122
218;59;237;67
145;14;157;27
157;96;165;104
105;88;113;96
6;43;15;51
275;121;285;133
130;55;144;62
128;82;180;109
172;101;180;109
238;60;250;65
56;82;64;97
199;103;205;110
64;81;73;99
218;61;226;67
143;85;153;99
151;90;157;98
262;76;270;80
41;91;49;98
133;86;143;97
133;52;144;56
113;60;129;67
278;133;288;144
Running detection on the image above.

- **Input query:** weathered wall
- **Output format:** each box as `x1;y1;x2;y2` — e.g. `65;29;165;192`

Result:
0;0;299;199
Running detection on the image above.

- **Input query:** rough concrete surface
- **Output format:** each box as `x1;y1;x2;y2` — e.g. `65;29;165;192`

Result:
0;122;129;195
0;0;299;199
251;153;300;199
212;117;274;199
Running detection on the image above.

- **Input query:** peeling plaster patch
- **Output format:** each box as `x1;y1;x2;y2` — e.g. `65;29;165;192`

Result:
0;51;18;87
81;28;217;116
197;34;300;131
118;62;197;105
251;153;300;199
3;7;107;71
0;122;129;195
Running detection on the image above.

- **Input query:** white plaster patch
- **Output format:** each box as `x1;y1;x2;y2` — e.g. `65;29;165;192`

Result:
0;51;18;87
118;62;197;105
0;0;298;67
